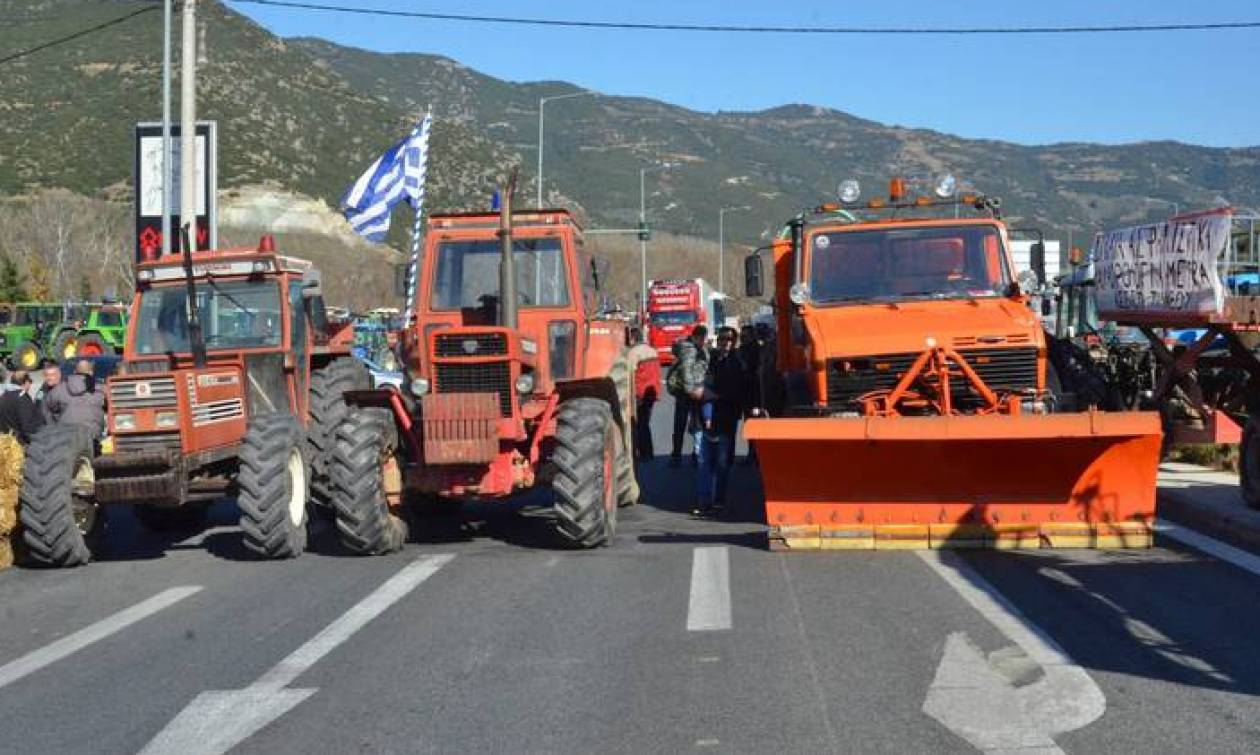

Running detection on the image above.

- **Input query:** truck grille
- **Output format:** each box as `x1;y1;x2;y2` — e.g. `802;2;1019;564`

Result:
109;377;178;409
434;361;512;416
435;332;508;357
826;347;1038;408
113;430;181;455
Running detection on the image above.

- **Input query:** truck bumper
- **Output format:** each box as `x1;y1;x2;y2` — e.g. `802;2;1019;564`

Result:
93;450;184;506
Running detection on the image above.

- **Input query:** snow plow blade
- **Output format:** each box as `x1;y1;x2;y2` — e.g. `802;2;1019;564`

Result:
745;411;1162;550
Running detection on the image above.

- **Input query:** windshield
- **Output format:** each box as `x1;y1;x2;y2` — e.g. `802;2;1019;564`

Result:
431;238;569;310
15;306;61;326
809;225;1011;305
96;310;124;327
651;310;697;326
133;279;283;355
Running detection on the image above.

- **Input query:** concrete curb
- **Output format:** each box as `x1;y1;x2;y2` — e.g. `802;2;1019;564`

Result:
1158;464;1260;554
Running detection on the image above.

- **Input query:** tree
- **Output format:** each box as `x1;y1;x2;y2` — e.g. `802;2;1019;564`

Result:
78;274;91;303
27;257;52;302
0;255;28;302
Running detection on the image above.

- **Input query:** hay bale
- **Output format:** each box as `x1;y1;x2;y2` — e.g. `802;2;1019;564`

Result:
0;433;23;569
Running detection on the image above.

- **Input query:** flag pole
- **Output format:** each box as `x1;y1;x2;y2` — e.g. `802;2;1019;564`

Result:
403;106;432;330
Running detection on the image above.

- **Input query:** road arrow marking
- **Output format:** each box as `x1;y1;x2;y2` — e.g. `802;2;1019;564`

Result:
917;551;1105;753
0;586;202;691
140;554;454;755
687;546;731;631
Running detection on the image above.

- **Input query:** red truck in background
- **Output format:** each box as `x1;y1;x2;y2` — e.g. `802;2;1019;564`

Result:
645;278;724;365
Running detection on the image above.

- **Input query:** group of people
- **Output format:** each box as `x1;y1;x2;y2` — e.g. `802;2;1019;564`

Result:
627;322;776;518
0;360;107;445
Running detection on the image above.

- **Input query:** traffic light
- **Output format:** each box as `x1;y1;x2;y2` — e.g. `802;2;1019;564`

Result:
637;220;651;241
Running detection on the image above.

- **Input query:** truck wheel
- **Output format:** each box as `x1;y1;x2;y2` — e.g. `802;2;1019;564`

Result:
553;397;617;548
1241;417;1260;510
608;355;640;507
134;504;208;533
306;357;370;515
237;413;309;559
75;333;114;357
19;425;103;567
52;330;78;361
329;408;407;555
13;341;41;370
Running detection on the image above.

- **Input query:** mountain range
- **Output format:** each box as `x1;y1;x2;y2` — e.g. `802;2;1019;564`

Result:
2;0;1258;264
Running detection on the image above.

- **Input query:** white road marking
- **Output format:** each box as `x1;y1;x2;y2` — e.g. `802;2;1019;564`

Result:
917;551;1105;754
141;554;454;755
1156;519;1260;577
0;586;202;691
686;546;731;631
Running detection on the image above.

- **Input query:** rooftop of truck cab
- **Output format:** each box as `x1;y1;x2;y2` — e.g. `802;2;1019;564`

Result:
428;209;584;241
135;249;313;282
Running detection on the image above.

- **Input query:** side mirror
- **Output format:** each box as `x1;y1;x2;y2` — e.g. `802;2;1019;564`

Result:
744;253;764;298
301;283;323;301
1030;241;1047;286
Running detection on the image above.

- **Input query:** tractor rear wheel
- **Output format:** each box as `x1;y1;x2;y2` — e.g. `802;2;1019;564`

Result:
12;341;42;371
19;424;103;567
134;503;208;533
306;357;370;515
553;397;617;548
1241;417;1260;510
52;330;78;361
237;413;309;559
74;333;114;357
329;408;408;555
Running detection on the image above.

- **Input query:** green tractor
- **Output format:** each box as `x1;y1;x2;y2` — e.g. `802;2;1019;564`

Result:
0;303;66;370
0;303;128;369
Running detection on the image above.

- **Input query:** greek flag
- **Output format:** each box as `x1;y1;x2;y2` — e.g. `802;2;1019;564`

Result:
341;116;431;243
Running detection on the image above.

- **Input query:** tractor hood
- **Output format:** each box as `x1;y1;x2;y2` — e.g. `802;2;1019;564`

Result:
803;296;1042;362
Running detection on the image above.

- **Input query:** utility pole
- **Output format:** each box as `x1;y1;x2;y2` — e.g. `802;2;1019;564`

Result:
180;0;197;251
637;163;673;308
161;0;172;255
535;90;594;208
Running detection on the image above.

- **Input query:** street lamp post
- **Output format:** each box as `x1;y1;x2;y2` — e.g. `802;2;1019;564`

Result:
639;163;673;308
536;90;595;208
718;205;751;293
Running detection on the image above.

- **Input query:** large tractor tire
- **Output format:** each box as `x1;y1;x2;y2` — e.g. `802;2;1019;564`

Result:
12;341;42;371
52;330;78;361
553;397;618;548
306;357;370;514
1241;417;1260;510
19;424;103;567
134;503;208;533
607;354;640;507
237;413;309;559
329;408;408;555
74;332;114;357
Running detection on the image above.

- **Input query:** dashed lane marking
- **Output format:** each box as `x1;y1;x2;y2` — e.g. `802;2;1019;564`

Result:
0;586;203;691
687;546;731;631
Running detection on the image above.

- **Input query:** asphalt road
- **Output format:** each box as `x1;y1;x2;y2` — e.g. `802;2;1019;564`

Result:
1;395;1260;753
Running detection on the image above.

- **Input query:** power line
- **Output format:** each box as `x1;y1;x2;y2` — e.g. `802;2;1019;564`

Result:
229;0;1260;35
0;3;160;66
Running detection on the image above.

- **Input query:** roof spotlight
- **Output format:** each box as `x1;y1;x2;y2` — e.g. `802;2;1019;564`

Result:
934;173;958;199
838;179;861;204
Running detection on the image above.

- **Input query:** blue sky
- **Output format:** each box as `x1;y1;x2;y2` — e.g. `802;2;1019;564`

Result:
227;0;1260;148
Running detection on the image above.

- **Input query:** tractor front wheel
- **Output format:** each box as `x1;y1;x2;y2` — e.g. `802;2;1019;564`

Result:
237;413;309;559
306;357;370;516
329;408;408;555
19;425;103;567
552;397;617;548
52;330;78;361
12;341;42;371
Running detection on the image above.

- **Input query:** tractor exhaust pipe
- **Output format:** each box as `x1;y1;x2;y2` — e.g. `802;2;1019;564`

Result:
498;168;519;329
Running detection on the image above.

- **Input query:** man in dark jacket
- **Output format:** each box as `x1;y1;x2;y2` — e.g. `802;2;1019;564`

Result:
0;370;45;444
668;324;708;467
43;360;106;438
692;327;745;517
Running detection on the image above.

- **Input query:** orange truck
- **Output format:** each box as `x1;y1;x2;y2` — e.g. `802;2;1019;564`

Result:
742;176;1163;550
329;184;638;554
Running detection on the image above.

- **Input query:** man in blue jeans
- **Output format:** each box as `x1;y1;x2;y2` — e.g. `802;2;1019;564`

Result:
692;327;745;517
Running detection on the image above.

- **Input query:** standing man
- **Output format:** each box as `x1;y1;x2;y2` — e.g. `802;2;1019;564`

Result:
668;324;708;467
0;370;45;444
627;327;660;461
692;326;745;517
37;360;62;421
43;360;106;439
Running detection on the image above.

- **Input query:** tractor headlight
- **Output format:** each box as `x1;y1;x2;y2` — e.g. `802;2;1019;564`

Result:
838;179;861;204
789;283;811;306
934;173;958;199
113;414;136;431
409;377;430;397
515;372;535;395
155;411;179;429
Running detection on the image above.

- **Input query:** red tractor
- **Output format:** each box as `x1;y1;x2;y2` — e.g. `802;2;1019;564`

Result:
329;195;639;553
19;237;367;566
